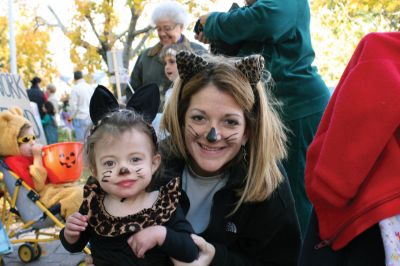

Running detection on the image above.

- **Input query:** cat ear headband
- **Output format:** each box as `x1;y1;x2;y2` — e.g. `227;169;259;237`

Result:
89;84;160;139
176;51;265;89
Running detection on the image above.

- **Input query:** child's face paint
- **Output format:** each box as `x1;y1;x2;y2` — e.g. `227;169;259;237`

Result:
184;84;248;176
18;127;36;157
164;55;179;82
94;128;161;200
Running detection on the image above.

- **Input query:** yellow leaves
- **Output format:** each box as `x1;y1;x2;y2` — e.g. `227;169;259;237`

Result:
75;0;94;17
0;17;9;73
14;20;57;85
0;4;57;84
386;2;400;12
311;0;399;86
130;0;144;13
70;44;101;74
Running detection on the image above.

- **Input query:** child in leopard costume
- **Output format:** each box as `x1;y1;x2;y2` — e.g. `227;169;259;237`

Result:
59;85;198;265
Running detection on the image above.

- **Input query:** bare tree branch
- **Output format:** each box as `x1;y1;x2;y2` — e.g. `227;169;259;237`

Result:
116;29;128;41
47;5;67;33
85;14;102;44
34;16;58;30
121;5;139;69
130;30;152;58
47;5;96;52
133;25;153;36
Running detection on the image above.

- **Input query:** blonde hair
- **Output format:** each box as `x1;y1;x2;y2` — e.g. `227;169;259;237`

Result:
159;43;192;62
161;55;287;211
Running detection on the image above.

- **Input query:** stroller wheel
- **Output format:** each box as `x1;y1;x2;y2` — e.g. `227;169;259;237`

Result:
32;242;42;260
18;243;35;263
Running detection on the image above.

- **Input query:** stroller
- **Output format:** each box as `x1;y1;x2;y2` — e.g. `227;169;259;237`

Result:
0;219;12;265
0;142;90;264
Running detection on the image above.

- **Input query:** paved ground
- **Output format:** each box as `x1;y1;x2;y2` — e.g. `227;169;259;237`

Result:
1;240;86;266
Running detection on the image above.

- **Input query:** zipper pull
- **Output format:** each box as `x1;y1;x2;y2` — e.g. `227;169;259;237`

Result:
314;239;331;250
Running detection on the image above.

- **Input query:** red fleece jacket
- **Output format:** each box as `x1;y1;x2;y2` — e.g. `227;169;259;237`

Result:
305;32;400;250
4;156;35;188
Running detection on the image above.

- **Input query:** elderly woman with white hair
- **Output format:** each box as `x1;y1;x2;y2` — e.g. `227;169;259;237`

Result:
128;1;206;106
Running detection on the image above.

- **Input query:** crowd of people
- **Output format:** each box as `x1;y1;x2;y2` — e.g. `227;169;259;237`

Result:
26;70;95;145
4;1;398;265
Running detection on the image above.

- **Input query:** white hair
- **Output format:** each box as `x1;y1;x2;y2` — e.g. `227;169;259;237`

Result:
151;1;189;28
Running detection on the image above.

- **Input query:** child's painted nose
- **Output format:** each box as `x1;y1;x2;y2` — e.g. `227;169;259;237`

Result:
119;167;130;176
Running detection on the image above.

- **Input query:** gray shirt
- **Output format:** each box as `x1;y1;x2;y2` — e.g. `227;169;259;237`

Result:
182;166;227;233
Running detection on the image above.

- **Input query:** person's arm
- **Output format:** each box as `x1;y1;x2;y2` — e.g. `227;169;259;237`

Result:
203;0;297;44
128;51;145;97
160;205;199;262
41;115;50;126
59;213;90;253
127;204;199;262
60;227;90;253
29;144;47;191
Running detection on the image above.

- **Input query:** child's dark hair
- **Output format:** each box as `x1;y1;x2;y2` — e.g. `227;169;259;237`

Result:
84;110;161;190
44;101;56;116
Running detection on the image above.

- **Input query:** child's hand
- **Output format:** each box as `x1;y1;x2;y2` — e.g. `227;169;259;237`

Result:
171;234;215;266
127;225;166;258
31;144;43;158
63;212;88;245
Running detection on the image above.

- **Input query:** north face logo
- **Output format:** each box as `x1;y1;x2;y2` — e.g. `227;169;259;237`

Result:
225;222;237;234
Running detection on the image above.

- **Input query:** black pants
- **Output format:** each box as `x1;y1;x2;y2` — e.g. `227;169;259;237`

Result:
299;211;385;266
283;111;325;238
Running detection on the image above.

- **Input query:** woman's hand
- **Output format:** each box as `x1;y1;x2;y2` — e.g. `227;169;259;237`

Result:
195;14;210;44
84;254;95;266
63;212;87;245
127;225;166;258
171;234;215;266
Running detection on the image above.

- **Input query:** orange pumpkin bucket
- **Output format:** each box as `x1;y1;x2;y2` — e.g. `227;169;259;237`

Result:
42;142;84;184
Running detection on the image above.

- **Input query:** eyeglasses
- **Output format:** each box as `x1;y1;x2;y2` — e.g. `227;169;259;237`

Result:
156;24;179;33
17;135;36;144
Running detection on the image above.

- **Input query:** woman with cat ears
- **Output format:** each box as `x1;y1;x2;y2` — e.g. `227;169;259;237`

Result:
59;84;199;265
159;51;301;265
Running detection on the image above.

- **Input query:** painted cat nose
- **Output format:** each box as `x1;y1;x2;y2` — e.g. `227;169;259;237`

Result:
119;167;130;176
206;127;218;143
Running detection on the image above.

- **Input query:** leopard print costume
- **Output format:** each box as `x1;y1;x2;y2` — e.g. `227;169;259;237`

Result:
176;50;264;89
79;177;180;237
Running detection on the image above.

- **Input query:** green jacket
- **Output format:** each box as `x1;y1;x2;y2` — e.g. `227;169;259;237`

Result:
128;35;206;106
204;0;330;121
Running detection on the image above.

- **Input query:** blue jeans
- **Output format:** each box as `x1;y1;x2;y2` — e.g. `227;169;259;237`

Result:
72;118;91;142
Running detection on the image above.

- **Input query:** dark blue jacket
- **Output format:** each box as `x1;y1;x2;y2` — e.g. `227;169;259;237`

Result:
27;85;46;118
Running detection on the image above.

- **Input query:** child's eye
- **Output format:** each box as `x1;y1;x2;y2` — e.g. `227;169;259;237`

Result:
103;161;115;168
130;157;141;163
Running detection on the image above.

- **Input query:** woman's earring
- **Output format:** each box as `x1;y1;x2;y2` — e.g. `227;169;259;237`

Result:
242;145;248;164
